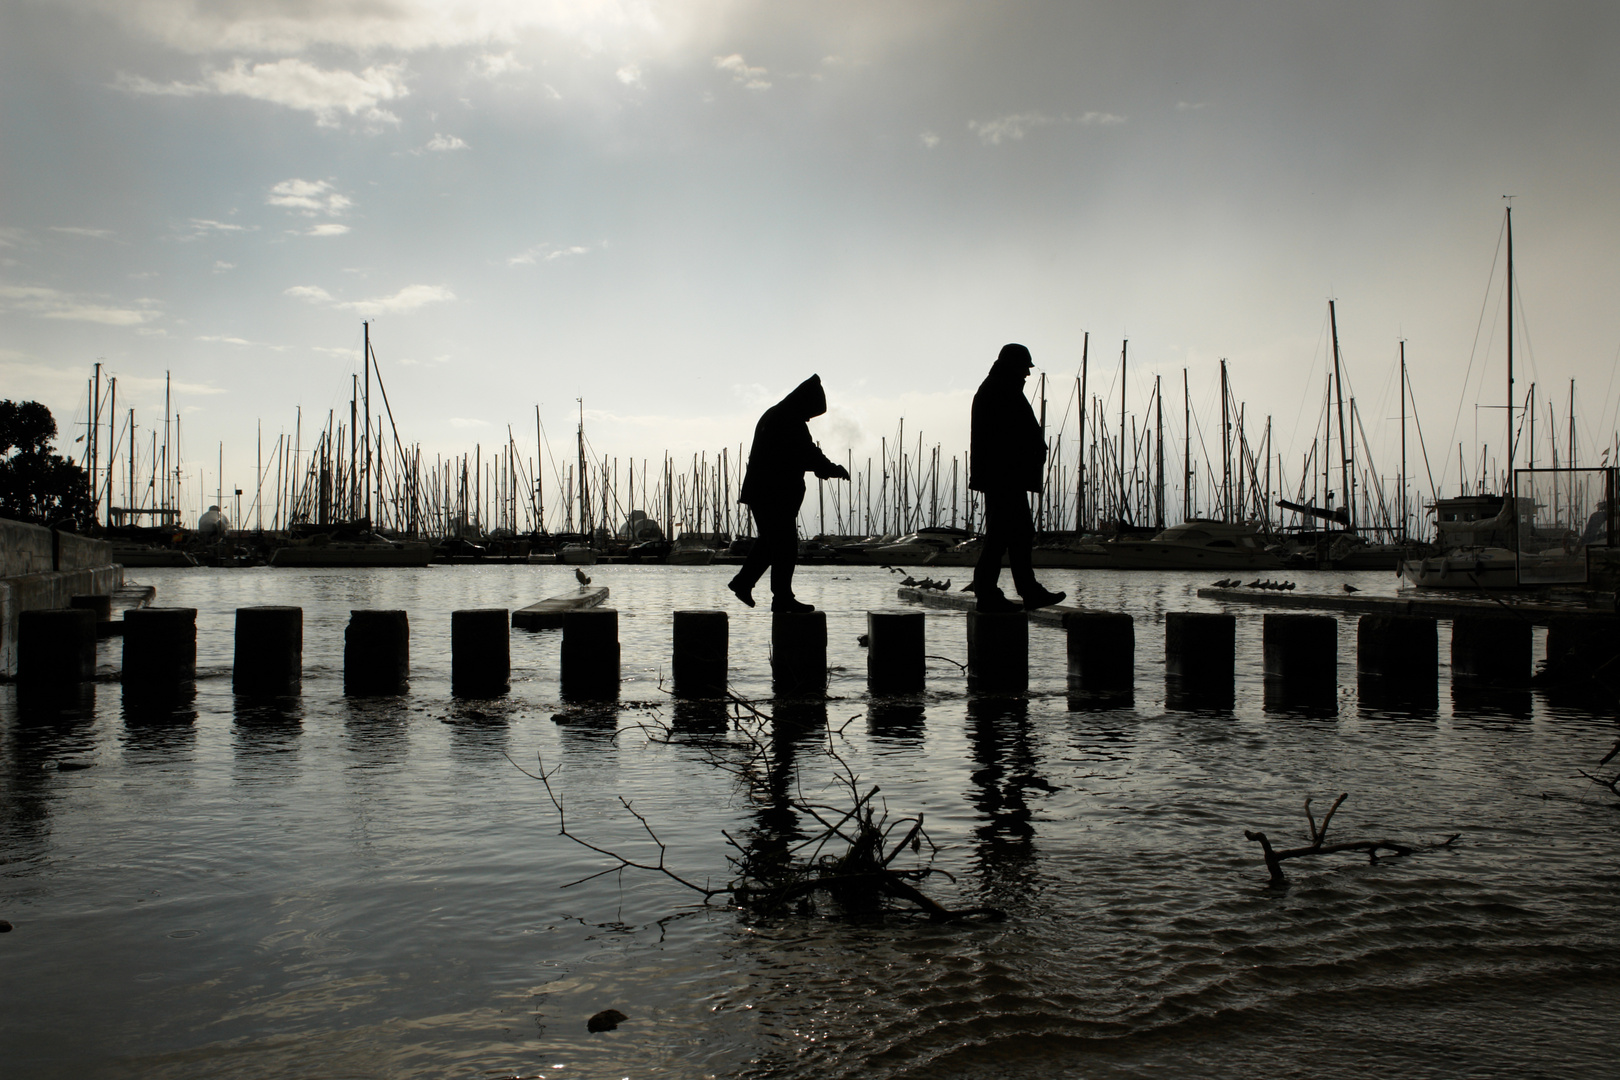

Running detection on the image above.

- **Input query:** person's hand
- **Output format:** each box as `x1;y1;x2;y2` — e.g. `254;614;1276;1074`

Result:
820;464;850;481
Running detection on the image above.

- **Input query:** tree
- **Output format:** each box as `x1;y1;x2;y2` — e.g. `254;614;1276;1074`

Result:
0;400;89;525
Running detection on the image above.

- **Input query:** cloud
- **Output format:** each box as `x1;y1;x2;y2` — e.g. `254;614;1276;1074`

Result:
186;217;250;235
415;132;468;153
475;51;528;78
213;261;235;272
197;334;253;345
507;242;590;266
715;53;770;91
449;417;491;428
1175;100;1209;111
0;227;28;249
119;58;408;127
306;223;351;237
95;0;663;55
268;178;351;216
968;110;1125;145
919;131;940;149
0;283;161;326
286;282;455;316
49;226;116;239
616;62;643;87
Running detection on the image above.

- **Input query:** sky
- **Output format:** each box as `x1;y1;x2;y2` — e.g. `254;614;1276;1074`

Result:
3;0;1619;529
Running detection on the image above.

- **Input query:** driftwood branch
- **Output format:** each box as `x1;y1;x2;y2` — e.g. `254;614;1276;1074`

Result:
1244;793;1460;888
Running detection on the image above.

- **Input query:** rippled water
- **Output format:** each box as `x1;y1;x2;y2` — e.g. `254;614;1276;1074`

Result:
3;565;1618;1079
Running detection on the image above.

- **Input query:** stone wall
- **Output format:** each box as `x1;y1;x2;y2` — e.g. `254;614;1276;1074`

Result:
0;517;121;677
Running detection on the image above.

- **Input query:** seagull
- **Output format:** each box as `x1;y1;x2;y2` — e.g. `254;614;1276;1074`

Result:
1342;583;1359;593
575;568;592;586
883;565;906;575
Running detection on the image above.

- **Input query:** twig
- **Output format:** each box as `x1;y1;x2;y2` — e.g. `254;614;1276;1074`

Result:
1244;793;1460;888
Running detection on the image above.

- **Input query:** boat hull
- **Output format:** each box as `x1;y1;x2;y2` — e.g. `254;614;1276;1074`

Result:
270;542;433;568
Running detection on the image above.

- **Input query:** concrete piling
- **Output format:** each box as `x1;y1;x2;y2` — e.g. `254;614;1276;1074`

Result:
771;610;828;698
233;606;302;696
1541;616;1620;695
967;609;1028;693
562;608;620;701
1165;611;1235;709
69;593;113;622
1063;611;1133;702
18;608;98;685
344;610;411;695
121;607;197;693
671;610;728;699
867;609;926;695
1262;613;1337;712
451;608;509;697
1356;614;1438;710
1451;614;1531;687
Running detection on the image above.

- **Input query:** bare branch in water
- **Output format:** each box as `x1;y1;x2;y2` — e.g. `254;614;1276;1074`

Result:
1245;793;1460;888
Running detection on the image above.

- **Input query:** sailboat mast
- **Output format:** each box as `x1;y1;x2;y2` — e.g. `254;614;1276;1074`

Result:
1400;340;1408;543
1155;375;1165;528
1118;340;1128;521
363;321;372;524
1076;331;1088;531
1329;299;1352;528
1505;203;1515;493
1182;368;1191;521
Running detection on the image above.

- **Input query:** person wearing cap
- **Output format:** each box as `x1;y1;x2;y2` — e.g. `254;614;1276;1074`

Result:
729;374;850;612
969;343;1066;611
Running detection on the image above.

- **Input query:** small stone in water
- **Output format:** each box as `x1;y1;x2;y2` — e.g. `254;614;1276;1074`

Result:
587;1008;627;1032
0;919;12;932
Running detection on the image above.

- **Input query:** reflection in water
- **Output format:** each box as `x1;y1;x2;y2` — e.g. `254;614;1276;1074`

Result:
1357;673;1439;716
120;683;198;754
1451;685;1533;721
0;686;100;858
1262;678;1340;718
443;698;515;760
233;697;303;772
965;694;1045;905
866;697;926;740
671;698;730;736
343;698;410;767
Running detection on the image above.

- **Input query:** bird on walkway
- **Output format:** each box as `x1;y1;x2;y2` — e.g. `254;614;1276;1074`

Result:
575;568;592;586
1342;583;1359;593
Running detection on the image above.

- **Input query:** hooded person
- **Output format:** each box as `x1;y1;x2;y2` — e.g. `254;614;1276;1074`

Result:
729;374;850;611
968;343;1065;611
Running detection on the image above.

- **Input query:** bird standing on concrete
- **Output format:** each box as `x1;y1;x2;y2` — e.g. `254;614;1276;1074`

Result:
1342;583;1359;593
575;568;592;586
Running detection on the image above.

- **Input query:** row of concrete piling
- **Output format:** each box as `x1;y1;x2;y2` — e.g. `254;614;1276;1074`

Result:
13;602;1577;709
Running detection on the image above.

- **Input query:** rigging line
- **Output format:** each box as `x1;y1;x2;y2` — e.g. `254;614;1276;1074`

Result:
1441;213;1507;496
1282;307;1330;464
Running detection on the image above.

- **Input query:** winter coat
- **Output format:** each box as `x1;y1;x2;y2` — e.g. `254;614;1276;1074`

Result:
739;375;842;511
968;346;1046;493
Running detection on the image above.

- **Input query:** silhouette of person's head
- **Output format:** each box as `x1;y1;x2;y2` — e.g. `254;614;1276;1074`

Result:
781;374;828;420
991;343;1033;380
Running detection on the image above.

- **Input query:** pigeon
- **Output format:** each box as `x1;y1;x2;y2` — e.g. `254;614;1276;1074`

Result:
857;634;870;648
575;567;592;586
1342;583;1359;593
901;575;919;586
1246;579;1261;588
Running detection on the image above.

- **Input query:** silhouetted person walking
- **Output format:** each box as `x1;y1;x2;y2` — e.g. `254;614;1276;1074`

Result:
970;344;1065;611
730;374;850;612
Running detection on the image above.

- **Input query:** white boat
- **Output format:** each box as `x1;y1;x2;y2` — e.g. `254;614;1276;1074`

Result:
1037;520;1284;570
666;534;717;565
864;527;971;564
559;543;598;566
270;534;433;568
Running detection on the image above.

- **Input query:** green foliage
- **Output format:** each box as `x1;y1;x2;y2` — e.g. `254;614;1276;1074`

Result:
0;400;89;525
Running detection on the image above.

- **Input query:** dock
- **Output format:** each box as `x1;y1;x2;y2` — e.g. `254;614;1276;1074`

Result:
96;583;158;637
896;586;1092;625
1194;586;1617;625
511;586;610;630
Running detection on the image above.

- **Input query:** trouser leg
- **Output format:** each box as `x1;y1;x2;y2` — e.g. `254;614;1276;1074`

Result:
767;512;800;598
735;508;773;588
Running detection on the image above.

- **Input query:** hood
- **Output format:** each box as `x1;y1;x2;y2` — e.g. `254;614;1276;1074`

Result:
989;343;1034;379
779;374;827;420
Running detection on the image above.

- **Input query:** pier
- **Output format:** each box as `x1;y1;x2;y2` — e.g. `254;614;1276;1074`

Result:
510;586;610;630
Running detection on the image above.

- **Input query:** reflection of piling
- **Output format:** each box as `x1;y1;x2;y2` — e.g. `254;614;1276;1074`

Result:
771;610;827;698
1165;611;1235;709
672;610;727;698
1542;616;1620;694
967;609;1027;693
867;610;925;695
1357;614;1438;710
1262;613;1337;712
122;607;197;693
232;606;302;696
562;608;620;701
1451;615;1530;687
345;610;410;695
18;608;98;685
1063;611;1133;703
451;608;510;697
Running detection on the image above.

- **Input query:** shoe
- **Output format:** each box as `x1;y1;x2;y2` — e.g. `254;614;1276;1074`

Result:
974;591;1022;613
771;597;815;613
727;578;755;608
1021;587;1067;610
